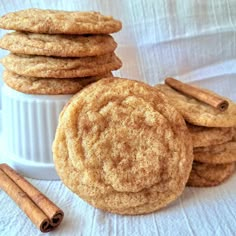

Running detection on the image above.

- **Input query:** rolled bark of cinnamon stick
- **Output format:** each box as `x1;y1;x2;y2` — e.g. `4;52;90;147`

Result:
165;77;229;112
0;169;52;232
0;164;64;232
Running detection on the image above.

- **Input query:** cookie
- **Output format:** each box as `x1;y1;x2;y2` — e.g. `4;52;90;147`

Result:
194;141;236;164
155;84;236;127
187;162;235;187
233;128;236;141
1;53;122;78
0;9;122;34
0;32;117;57
187;123;234;148
53;78;193;215
3;70;112;95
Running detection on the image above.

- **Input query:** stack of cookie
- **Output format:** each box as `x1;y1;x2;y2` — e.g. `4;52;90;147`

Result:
0;8;122;94
155;82;236;187
187;124;235;187
0;9;122;180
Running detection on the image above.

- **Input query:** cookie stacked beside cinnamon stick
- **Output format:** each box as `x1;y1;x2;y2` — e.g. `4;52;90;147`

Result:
0;9;122;95
155;78;236;187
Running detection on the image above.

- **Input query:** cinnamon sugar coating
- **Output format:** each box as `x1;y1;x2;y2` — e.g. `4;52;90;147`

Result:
53;78;193;215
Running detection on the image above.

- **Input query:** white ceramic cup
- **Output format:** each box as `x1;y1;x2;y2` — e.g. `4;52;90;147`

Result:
0;85;72;180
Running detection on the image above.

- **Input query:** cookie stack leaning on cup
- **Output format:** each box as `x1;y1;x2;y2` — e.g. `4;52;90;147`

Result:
155;78;236;187
0;8;122;94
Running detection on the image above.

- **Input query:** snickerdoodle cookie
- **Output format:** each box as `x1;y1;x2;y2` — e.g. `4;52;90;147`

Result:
0;9;122;34
0;32;117;57
1;53;122;78
194;141;236;164
187;123;234;148
3;70;112;95
53;78;193;215
155;84;236;127
187;162;235;187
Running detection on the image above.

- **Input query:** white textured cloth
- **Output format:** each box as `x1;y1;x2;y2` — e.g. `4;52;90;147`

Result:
0;1;236;235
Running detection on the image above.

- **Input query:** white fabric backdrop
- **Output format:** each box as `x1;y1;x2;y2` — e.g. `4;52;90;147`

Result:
0;1;236;236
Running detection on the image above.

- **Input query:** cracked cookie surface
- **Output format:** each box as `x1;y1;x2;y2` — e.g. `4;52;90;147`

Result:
187;162;235;187
53;78;193;215
1;53;122;78
0;32;117;57
155;84;236;127
187;123;234;148
3;70;112;95
194;141;236;164
0;9;122;34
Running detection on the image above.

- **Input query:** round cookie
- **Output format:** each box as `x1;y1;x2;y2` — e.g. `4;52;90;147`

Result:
155;84;236;127
0;9;122;34
3;70;112;95
187;162;235;187
194;141;236;164
1;53;122;78
0;32;117;57
53;78;193;215
187;123;234;148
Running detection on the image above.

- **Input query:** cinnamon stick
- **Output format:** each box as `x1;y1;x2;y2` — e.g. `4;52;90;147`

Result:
165;77;229;112
0;164;64;232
